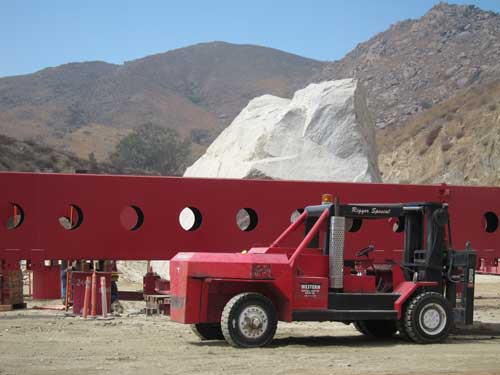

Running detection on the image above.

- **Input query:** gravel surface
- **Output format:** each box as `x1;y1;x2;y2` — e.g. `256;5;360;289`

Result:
0;275;499;375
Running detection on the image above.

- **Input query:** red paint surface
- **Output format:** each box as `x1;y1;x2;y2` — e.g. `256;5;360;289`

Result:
394;281;439;319
0;172;499;273
32;265;61;299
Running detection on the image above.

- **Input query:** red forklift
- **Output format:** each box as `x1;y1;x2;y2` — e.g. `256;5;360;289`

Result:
170;195;476;347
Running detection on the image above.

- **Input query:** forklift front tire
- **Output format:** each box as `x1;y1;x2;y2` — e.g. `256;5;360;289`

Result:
404;292;452;344
191;323;224;340
221;292;277;348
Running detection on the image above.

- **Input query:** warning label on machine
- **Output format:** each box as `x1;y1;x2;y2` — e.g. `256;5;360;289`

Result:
300;283;321;297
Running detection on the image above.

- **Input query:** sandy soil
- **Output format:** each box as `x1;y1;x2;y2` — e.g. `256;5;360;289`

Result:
1;275;499;375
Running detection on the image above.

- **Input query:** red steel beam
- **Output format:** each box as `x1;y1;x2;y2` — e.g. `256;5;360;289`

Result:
0;172;499;273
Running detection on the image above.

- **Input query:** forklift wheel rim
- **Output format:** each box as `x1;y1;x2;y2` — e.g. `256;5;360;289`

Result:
418;303;447;336
238;305;269;339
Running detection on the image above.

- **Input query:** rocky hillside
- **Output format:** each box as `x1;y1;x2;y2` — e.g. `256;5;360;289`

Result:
0;134;126;174
318;2;500;128
0;42;322;160
1;2;499;186
2;4;500;162
378;80;500;186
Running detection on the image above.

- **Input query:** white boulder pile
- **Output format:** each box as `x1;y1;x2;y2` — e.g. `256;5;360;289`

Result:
119;80;381;282
185;79;381;182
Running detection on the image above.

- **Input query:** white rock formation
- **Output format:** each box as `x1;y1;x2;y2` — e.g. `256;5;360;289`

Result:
119;79;381;283
185;79;381;182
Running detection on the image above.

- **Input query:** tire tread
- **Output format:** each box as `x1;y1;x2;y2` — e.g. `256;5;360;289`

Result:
404;291;451;344
221;292;277;348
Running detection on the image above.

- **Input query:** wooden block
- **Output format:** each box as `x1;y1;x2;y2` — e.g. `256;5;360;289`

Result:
1;270;24;305
0;302;27;311
0;304;12;312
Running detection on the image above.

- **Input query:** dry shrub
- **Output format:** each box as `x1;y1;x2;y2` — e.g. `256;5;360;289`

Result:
409;123;424;137
441;136;453;152
50;154;59;164
455;127;465;139
464;100;477;111
0;134;15;146
425;125;442;147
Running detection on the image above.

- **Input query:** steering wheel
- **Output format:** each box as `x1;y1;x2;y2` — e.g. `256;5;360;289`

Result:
356;245;375;257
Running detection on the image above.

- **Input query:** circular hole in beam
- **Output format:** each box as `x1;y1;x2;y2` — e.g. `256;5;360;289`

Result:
392;216;405;233
290;208;304;223
58;204;83;230
120;205;144;231
236;208;258;231
484;212;498;233
179;207;202;231
6;203;24;230
347;218;362;233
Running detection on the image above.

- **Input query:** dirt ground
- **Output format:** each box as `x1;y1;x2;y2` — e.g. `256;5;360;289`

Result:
1;276;500;375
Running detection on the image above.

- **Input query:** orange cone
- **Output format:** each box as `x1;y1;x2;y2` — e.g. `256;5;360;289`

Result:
90;271;97;318
83;276;91;319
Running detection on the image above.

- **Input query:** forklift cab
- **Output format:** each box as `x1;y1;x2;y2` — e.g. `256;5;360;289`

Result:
304;199;476;326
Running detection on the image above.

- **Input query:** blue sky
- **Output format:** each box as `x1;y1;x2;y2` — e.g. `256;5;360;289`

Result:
1;0;499;77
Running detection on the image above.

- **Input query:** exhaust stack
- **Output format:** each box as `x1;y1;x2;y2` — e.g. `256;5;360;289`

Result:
329;197;345;290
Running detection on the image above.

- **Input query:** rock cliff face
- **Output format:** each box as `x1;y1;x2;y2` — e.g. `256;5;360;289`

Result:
378;80;500;186
185;79;381;182
318;3;500;129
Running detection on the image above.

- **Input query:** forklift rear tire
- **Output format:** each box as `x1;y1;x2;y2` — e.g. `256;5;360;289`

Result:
221;292;277;348
190;323;224;340
354;320;397;338
403;292;452;344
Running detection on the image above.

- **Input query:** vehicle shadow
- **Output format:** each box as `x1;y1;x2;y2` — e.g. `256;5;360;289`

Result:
269;335;405;348
190;334;409;348
190;324;500;348
453;321;500;337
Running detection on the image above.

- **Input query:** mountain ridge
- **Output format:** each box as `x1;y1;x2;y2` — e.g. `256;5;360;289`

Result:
318;2;500;128
0;41;323;160
0;2;499;186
